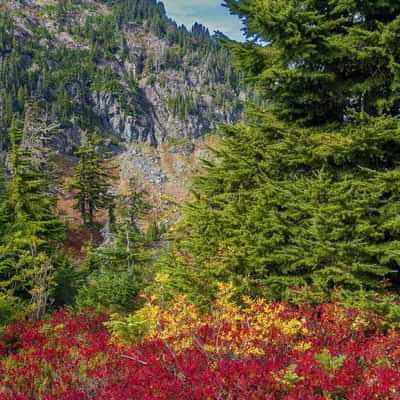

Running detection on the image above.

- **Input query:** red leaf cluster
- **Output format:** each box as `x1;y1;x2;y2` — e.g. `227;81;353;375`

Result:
0;303;400;399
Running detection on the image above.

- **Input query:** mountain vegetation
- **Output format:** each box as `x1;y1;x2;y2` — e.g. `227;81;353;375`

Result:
1;0;400;398
69;132;115;226
0;0;248;323
0;0;243;151
160;0;400;308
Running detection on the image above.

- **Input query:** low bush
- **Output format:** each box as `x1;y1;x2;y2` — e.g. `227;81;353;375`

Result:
1;291;400;399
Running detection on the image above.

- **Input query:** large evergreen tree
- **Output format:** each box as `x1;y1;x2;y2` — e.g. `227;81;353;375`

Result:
162;0;400;303
224;0;400;125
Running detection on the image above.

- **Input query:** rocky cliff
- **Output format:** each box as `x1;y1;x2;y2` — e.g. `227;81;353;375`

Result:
0;0;248;215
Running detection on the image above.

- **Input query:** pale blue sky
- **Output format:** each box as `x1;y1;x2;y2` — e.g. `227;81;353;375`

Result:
162;0;245;41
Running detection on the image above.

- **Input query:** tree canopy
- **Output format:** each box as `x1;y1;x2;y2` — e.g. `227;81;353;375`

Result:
160;0;400;304
225;0;400;125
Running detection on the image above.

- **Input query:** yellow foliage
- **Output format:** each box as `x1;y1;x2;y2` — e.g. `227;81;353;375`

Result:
351;314;370;331
107;283;310;357
293;341;312;352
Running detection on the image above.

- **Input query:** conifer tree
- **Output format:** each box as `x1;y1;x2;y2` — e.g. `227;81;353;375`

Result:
70;132;115;226
75;179;150;313
162;0;400;303
99;178;150;271
0;120;64;320
224;0;400;125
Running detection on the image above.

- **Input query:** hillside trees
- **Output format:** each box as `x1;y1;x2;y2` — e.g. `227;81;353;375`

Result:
161;0;400;304
109;178;151;268
0;0;244;321
0;0;242;149
75;178;151;313
0;120;64;321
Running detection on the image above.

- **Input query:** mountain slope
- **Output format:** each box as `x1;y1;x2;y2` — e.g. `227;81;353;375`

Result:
0;0;249;217
0;0;244;151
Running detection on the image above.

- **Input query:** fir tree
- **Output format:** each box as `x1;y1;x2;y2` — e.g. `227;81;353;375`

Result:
75;179;151;313
70;132;115;226
162;0;400;303
99;178;151;271
225;0;400;125
0;120;64;320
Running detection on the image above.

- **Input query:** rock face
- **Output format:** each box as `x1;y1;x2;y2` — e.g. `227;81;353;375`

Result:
90;91;153;143
0;0;247;208
86;24;241;147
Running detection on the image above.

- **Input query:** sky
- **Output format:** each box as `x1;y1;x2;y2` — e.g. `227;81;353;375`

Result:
161;0;245;41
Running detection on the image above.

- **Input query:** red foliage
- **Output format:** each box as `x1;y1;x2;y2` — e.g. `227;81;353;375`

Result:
1;304;400;399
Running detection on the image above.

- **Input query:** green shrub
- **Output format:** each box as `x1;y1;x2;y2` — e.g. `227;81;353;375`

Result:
75;268;144;313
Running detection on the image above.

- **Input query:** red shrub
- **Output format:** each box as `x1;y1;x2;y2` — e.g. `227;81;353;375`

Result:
0;302;400;399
